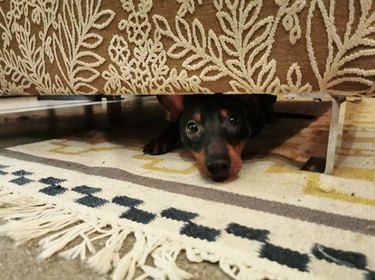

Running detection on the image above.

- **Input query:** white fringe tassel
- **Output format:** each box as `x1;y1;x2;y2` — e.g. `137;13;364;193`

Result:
0;190;280;280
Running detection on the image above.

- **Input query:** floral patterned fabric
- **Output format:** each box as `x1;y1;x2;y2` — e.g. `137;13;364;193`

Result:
0;0;374;97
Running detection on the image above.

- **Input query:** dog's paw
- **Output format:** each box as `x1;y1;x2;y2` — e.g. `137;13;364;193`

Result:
143;140;171;155
143;123;180;155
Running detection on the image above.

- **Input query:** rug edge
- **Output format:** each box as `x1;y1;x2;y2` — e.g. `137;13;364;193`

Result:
0;187;314;280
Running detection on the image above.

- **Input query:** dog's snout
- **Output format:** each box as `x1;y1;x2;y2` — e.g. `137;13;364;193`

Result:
206;157;230;181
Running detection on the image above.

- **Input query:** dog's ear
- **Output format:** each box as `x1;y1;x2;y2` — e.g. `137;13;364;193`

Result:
157;95;184;120
245;95;267;137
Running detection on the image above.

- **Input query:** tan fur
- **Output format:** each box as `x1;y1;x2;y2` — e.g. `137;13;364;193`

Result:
220;109;229;119
194;112;202;122
227;141;247;178
190;150;209;177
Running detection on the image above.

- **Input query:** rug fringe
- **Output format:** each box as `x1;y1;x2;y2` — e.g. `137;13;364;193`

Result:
0;189;290;280
136;240;193;280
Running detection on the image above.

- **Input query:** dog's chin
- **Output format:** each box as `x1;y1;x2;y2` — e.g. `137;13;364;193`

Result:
191;152;239;182
211;175;229;182
204;163;240;182
195;164;230;182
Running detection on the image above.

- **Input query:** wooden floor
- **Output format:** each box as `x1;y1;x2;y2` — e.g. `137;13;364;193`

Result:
0;96;151;149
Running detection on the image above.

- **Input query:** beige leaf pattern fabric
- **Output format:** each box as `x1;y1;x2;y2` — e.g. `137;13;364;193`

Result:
0;0;374;96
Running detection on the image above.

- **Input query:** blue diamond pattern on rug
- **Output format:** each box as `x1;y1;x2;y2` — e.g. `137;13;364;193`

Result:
366;271;375;280
260;242;310;272
161;207;198;222
10;176;33;186
180;222;221;242
75;195;108;208
0;164;8;175
312;244;368;270
12;170;33;176
120;208;156;224
113;195;143;208
73;185;102;195
39;176;67;185
40;185;68;196
225;223;269;242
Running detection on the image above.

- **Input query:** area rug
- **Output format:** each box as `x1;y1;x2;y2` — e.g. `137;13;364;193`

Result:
0;99;374;280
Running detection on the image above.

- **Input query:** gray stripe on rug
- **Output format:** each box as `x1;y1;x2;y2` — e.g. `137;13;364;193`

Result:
2;149;374;236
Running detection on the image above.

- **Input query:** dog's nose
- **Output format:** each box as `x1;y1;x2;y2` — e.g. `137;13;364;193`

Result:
206;157;230;181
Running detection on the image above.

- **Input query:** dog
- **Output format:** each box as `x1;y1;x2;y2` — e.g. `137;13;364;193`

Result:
143;94;277;182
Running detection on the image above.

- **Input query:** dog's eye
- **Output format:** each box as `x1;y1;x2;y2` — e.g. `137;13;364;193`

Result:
228;115;240;126
186;121;199;134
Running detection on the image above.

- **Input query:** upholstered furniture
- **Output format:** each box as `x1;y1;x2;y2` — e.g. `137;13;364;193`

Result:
1;0;374;172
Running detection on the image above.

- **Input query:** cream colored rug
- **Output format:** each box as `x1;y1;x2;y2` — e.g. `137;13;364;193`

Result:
0;99;374;280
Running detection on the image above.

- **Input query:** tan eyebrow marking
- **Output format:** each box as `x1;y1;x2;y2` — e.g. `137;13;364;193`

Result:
194;112;202;122
220;109;229;119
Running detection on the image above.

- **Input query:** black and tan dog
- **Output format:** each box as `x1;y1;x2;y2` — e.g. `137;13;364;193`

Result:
143;94;277;182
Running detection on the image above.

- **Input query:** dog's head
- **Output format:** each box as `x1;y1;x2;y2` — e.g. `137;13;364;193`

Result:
179;94;266;182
